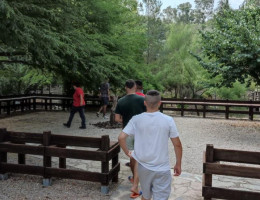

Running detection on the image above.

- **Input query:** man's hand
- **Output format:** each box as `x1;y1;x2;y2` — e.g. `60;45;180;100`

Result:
127;151;133;158
173;164;181;176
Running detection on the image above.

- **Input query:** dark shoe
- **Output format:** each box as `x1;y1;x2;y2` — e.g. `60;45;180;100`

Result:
79;126;86;129
96;112;99;117
63;123;70;128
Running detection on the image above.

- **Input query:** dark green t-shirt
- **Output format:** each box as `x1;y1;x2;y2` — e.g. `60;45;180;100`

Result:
115;94;146;128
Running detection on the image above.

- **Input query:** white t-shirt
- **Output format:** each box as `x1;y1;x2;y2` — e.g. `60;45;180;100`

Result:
123;111;179;171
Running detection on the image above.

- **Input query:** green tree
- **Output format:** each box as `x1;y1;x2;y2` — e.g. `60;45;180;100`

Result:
140;0;165;64
0;0;148;94
156;23;204;98
193;0;214;23
196;6;260;87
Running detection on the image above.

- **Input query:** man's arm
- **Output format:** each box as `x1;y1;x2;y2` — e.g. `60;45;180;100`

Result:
115;113;122;123
171;137;182;176
80;94;84;106
118;131;131;157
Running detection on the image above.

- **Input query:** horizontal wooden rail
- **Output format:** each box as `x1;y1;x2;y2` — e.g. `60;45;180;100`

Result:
203;163;260;179
214;148;260;165
50;135;101;148
1;95;259;120
0;142;44;155
45;147;107;161
1;163;44;175
0;128;120;194
203;186;260;200
202;144;260;200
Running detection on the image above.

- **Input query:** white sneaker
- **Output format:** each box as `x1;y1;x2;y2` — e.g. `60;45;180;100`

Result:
103;115;109;119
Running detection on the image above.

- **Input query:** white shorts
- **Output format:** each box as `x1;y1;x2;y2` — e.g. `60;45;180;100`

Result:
138;163;172;200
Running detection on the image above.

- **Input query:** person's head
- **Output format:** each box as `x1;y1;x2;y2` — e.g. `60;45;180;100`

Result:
125;79;136;93
73;82;81;89
135;80;143;92
144;90;161;110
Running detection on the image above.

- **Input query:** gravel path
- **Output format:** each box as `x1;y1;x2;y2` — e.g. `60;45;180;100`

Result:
0;111;259;199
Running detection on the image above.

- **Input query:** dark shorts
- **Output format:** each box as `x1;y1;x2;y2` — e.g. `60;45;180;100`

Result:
101;97;109;105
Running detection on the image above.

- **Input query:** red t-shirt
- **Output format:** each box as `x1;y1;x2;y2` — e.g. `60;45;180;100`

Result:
73;87;85;107
136;92;145;97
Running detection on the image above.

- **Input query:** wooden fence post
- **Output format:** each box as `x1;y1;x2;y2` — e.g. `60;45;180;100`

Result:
225;106;229;119
50;99;52;110
195;105;200;116
112;155;119;183
17;142;26;165
249;106;254;121
202;144;214;200
28;98;31;110
7;100;10;115
181;104;184;117
21;99;24;113
58;144;66;169
45;99;48;110
43;131;52;186
62;99;66;111
203;105;206;118
33;97;36;111
100;135;110;194
0;128;8;180
159;102;163;113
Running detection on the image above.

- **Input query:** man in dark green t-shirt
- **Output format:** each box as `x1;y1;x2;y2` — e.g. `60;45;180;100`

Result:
115;79;146;197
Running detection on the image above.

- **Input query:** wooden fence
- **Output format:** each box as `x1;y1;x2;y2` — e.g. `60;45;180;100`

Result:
0;94;106;116
160;98;260;120
203;144;260;200
0;128;120;194
0;95;260;120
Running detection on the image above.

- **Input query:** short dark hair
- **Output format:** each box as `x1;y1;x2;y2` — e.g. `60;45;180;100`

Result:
135;80;143;89
73;82;81;87
145;90;161;108
146;90;160;96
125;79;136;89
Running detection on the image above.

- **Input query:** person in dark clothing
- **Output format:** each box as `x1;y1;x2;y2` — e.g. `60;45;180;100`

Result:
96;80;110;119
115;79;146;198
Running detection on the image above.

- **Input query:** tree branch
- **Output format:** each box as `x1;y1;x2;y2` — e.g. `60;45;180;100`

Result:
0;52;26;56
0;60;32;65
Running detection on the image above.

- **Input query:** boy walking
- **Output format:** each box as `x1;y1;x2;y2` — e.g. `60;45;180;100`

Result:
118;90;182;200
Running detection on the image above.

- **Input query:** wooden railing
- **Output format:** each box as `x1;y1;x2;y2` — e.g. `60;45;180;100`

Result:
160;98;260;120
0;128;120;194
203;144;260;200
0;95;260;120
0;94;108;116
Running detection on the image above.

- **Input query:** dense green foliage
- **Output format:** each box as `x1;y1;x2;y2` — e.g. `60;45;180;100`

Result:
0;0;147;93
197;3;260;87
0;0;259;100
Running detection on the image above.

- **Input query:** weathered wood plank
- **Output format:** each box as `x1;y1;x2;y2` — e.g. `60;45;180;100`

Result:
45;167;105;182
51;135;101;148
45;147;107;161
203;163;260;179
8;131;43;143
0;163;44;176
214;148;260;165
203;186;260;200
0;143;44;155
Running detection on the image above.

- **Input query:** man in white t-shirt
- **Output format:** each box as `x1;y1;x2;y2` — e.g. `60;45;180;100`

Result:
118;90;182;200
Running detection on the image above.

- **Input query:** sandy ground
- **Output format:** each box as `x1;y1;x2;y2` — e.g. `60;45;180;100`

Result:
1;110;259;174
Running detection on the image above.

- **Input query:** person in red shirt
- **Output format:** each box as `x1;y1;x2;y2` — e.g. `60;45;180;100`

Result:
135;80;145;97
63;82;86;129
